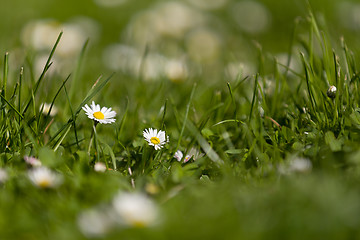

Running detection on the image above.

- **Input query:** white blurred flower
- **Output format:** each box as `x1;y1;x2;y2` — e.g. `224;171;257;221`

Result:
94;162;107;172
24;156;42;167
124;1;204;47
185;28;222;63
186;0;228;10
77;208;114;238
57;23;88;57
279;157;312;175
288;158;312;173
112;192;159;227
28;167;62;188
153;2;204;39
225;62;255;81
102;44;167;81
143;128;169;150
33;53;60;77
103;44;140;72
173;148;204;163
93;0;128;7
230;0;271;34
165;59;188;82
185;148;204;163
21;19;91;57
21;19;62;51
0;169;8;184
174;150;184;162
82;101;116;124
40;103;58;117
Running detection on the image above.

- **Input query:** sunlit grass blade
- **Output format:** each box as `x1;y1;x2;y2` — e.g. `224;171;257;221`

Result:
2;52;9;99
186;120;223;165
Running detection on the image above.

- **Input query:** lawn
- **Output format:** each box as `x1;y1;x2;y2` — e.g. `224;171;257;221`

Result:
1;0;360;239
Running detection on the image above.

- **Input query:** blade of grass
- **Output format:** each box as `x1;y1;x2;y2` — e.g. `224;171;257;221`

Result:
160;99;167;130
227;82;238;126
186;120;223;165
2;52;9;99
64;39;89;117
64;82;79;147
0;94;24;120
176;83;196;151
249;74;259;122
22;31;63;115
41;74;71;134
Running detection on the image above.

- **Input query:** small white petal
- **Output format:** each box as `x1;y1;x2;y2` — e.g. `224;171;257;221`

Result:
82;101;116;124
143;128;169;150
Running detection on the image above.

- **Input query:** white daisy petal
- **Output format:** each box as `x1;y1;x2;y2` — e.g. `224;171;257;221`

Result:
82;101;117;124
28;167;62;188
143;128;169;150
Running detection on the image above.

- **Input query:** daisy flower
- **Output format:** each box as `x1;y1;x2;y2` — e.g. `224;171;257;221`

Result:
173;150;184;162
173;148;204;163
112;192;159;228
94;162;107;172
327;85;337;99
40;103;58;116
143;128;169;150
24;156;42;167
0;168;8;184
28;167;62;188
82;101;116;124
77;208;114;238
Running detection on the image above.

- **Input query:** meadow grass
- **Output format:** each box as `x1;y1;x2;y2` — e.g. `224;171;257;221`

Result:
1;7;360;240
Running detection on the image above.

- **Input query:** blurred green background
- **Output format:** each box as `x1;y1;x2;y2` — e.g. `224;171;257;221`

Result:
1;0;360;80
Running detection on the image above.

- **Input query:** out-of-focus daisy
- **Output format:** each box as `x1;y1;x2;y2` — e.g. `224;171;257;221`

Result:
94;162;107;172
174;150;184;162
40;103;58;117
112;192;159;228
28;167;62;188
278;157;312;175
143;128;169;150
77;208;114;238
82;101;116;124
174;148;204;163
24;156;42;167
145;183;160;195
0;168;8;184
288;158;312;173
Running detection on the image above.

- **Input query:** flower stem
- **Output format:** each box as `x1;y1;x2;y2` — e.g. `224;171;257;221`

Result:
87;121;98;155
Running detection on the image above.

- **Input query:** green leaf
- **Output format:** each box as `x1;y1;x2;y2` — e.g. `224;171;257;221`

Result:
324;131;342;152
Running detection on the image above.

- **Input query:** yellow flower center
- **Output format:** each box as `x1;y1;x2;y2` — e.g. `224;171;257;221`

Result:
132;220;147;228
38;179;51;188
93;111;105;120
150;137;160;145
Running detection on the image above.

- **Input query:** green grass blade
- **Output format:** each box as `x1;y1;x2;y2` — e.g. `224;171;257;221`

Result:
22;31;63;115
2;52;9;99
176;83;196;151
